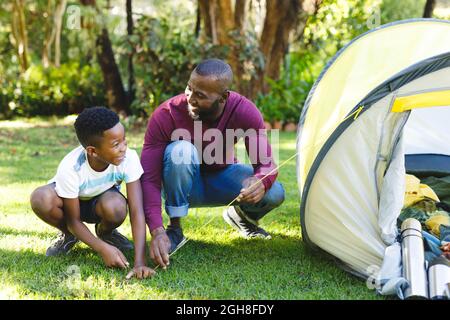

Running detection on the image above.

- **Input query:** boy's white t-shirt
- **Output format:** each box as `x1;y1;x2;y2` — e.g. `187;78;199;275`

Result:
49;145;143;200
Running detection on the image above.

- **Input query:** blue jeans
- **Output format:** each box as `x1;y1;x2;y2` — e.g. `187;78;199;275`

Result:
162;140;285;221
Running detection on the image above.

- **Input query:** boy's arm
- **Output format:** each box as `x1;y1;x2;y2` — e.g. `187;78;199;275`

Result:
63;197;129;269
125;180;155;279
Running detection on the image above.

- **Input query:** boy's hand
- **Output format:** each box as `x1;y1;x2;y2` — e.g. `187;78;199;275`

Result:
126;265;156;280
237;176;265;205
150;227;171;269
99;243;130;269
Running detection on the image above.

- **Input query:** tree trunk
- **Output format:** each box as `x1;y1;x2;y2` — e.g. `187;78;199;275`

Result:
11;0;29;73
195;2;201;38
42;0;55;68
197;0;246;91
126;0;135;106
230;0;247;94
234;0;247;32
198;0;213;41
54;0;67;67
80;0;129;115
96;28;129;116
198;0;234;45
196;0;319;100
264;0;300;81
423;0;436;18
250;0;302;97
216;0;234;46
249;0;320;98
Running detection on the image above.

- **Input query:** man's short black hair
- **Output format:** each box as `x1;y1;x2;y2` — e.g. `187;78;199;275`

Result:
74;106;120;148
193;59;233;88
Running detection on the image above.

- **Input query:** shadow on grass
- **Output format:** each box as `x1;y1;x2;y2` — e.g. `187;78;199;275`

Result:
0;234;384;299
142;237;380;299
0;246;134;299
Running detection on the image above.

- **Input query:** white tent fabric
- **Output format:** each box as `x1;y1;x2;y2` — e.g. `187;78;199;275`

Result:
304;93;405;275
404;107;450;156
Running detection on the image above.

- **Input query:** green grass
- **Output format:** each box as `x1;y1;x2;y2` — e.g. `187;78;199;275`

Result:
0;117;385;300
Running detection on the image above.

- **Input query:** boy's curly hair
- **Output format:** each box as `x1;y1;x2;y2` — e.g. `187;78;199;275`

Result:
74;106;119;148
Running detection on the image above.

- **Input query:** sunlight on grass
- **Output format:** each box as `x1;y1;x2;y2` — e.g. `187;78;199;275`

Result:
0;115;77;128
0;183;40;205
0;117;384;300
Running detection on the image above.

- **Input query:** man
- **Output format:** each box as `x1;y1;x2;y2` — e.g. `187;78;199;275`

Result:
141;59;285;268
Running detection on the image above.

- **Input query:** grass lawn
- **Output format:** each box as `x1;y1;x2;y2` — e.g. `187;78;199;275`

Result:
0;117;385;300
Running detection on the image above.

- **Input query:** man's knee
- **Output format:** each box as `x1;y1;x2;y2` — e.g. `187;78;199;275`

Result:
163;141;200;187
30;186;61;215
96;193;127;224
264;182;285;209
164;140;199;166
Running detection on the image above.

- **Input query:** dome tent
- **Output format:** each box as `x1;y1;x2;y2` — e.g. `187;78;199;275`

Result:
297;19;450;295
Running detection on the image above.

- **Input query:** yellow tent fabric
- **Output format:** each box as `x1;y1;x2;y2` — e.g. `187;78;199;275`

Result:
391;89;450;112
299;20;450;191
425;214;450;237
404;174;439;208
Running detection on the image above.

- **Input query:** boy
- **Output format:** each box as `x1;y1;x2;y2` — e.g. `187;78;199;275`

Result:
30;106;154;279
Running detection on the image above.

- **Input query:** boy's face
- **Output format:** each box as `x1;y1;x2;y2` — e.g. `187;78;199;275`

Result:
88;122;127;166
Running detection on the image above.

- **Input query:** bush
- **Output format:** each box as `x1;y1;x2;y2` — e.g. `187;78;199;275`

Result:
257;0;381;124
0;62;106;118
380;0;426;23
257;52;316;123
131;16;228;117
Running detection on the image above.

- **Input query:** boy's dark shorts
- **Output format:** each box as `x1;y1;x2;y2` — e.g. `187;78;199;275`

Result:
50;183;126;224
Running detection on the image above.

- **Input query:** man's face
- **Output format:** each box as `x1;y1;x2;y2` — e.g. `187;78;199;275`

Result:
185;72;226;121
91;122;128;166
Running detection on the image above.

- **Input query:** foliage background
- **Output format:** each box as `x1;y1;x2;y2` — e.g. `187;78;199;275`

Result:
0;0;448;121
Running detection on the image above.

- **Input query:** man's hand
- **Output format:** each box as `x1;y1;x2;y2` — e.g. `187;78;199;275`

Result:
99;243;129;269
126;265;156;280
150;227;171;269
237;176;265;205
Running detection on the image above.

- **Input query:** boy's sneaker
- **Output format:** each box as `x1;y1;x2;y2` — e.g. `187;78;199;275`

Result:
95;224;134;251
166;225;186;253
46;232;79;256
223;206;271;239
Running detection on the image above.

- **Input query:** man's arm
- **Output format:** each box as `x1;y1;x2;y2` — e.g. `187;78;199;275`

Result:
238;102;278;204
63;197;129;269
148;226;171;269
125;180;155;279
140;138;171;268
246;123;278;190
140;109;171;232
236;176;266;205
140;108;173;268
